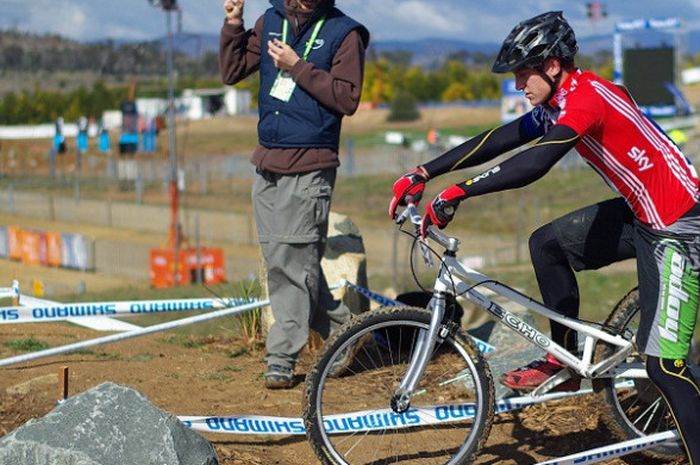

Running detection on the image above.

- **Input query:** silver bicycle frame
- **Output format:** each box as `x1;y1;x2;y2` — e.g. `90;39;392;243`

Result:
393;205;640;405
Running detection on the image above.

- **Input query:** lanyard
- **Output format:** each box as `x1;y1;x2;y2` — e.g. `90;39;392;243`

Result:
281;16;326;61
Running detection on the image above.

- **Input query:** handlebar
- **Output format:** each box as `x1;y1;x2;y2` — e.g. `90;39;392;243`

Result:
395;203;460;253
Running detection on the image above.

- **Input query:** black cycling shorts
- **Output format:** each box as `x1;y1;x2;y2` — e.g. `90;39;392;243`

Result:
551;197;636;272
551;198;700;359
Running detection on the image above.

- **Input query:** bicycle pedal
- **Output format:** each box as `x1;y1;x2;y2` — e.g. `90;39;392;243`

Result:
531;370;578;397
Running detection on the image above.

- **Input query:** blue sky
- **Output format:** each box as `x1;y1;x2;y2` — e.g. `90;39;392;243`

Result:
1;0;700;43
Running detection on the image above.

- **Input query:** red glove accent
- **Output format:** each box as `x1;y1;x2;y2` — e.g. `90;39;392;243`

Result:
389;167;428;218
421;184;467;238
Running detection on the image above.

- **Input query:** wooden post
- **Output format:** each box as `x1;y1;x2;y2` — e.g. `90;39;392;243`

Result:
58;366;69;402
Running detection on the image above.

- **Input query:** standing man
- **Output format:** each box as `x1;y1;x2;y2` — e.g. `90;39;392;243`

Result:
390;11;699;462
220;0;369;389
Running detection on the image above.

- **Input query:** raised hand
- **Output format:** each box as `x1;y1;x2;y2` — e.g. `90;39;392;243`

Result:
224;0;244;24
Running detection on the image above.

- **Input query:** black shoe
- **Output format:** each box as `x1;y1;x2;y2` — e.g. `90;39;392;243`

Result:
264;364;294;389
328;333;371;378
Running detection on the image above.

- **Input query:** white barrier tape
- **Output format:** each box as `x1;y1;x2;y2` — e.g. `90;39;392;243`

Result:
0;280;21;300
3;293;142;332
15;294;59;307
179;387;678;465
341;280;496;354
178;388;593;435
0;297;257;324
534;429;679;465
0;280;444;366
0;287;17;298
0;299;269;368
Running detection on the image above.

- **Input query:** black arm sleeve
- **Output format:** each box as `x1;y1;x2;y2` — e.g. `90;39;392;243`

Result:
422;115;538;178
459;124;580;198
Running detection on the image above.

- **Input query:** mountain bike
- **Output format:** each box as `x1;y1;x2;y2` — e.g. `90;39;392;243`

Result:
303;204;689;465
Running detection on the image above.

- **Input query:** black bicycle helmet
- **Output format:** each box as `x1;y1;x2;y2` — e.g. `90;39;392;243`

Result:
492;11;578;73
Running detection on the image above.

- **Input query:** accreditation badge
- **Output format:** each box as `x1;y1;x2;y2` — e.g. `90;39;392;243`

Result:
269;71;296;102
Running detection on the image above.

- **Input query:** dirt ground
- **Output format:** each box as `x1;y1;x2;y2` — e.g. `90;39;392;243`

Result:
0;318;687;465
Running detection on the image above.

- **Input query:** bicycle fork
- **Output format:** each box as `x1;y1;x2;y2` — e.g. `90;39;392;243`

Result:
391;291;448;413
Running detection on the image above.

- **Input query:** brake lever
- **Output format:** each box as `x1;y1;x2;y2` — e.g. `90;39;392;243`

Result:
418;237;434;268
399;204;434;267
395;207;412;225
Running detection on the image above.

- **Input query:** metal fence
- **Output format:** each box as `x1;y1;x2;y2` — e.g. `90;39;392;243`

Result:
0;189;255;245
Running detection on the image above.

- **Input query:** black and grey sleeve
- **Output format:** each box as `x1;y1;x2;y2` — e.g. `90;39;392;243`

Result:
458;124;580;198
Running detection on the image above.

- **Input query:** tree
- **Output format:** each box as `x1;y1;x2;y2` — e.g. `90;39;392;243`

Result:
441;82;474;102
380;50;413;68
387;90;420;122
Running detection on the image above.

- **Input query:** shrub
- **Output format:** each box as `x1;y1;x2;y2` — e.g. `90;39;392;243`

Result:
387;91;420;122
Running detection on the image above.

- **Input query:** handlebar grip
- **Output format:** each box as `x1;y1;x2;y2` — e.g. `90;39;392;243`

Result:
396;203;458;251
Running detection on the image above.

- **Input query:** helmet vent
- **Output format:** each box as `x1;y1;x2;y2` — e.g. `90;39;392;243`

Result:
492;11;577;73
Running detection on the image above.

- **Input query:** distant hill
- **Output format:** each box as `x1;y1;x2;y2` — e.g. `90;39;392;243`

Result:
168;29;700;63
164;33;501;67
368;37;499;67
2;26;699;87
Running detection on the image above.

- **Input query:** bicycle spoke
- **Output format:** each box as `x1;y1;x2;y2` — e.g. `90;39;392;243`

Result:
305;308;493;465
638;397;661;432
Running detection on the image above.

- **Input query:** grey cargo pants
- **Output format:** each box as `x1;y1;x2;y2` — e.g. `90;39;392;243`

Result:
252;167;350;369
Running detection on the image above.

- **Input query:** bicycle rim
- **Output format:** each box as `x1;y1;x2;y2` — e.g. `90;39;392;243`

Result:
304;307;493;465
595;289;683;460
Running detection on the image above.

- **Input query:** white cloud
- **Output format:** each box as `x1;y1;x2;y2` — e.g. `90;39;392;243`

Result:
2;0;700;43
392;1;459;35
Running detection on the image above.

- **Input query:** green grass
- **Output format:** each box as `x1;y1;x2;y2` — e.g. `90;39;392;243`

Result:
339;123;494;149
71;349;121;360
160;334;205;349
5;337;50;352
226;346;250;358
480;265;638;322
127;353;155;362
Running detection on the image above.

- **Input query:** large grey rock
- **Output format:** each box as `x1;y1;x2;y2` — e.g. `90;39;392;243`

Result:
322;211;369;315
0;382;217;465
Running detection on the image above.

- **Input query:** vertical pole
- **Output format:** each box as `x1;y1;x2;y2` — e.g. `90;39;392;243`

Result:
346;138;354;177
195;213;202;284
58;366;69;402
11;278;19;307
391;228;398;291
166;9;180;286
613;31;623;84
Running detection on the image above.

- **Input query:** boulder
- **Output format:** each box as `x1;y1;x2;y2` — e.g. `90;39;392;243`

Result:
321;211;369;315
0;382;217;465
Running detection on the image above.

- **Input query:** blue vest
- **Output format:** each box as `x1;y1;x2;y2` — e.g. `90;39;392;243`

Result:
258;5;365;150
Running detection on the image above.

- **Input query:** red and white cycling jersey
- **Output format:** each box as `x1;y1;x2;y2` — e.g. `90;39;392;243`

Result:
542;69;699;229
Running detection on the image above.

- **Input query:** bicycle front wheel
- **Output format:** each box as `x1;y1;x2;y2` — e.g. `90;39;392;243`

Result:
303;306;494;465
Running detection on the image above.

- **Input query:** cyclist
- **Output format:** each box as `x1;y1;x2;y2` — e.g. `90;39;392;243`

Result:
389;11;699;462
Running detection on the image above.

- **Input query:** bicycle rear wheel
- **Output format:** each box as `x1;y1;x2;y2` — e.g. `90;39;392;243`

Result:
303;306;494;465
594;288;686;460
